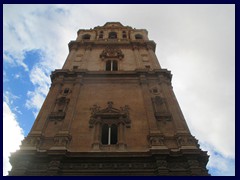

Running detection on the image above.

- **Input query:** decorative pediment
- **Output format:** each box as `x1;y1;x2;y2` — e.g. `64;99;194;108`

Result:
100;46;124;60
102;22;124;28
89;101;130;127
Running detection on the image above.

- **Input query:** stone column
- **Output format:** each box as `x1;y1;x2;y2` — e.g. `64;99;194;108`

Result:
133;46;142;69
92;121;101;150
81;45;92;69
118;122;126;150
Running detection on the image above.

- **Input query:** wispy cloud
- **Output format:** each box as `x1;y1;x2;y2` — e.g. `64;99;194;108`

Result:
13;73;21;79
3;70;9;82
3;91;20;105
25;63;51;116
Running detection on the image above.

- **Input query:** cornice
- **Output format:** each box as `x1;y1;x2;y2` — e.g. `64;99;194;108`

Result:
68;40;156;52
50;69;172;83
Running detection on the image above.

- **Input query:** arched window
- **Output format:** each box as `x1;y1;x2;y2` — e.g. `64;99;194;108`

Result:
101;124;118;145
99;31;103;39
82;34;91;40
122;31;127;39
135;34;143;40
108;32;117;39
106;60;118;71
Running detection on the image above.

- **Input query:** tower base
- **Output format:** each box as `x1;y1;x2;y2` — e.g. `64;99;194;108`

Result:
9;148;210;176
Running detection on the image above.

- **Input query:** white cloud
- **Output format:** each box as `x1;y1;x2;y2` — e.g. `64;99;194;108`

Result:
167;51;235;159
26;90;45;117
3;102;24;176
200;142;235;176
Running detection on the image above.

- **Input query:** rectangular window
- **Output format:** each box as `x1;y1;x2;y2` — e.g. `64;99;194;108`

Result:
101;124;118;145
73;66;78;70
106;60;118;71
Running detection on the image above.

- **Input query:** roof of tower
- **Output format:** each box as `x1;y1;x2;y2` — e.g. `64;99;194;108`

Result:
94;22;133;29
103;22;124;27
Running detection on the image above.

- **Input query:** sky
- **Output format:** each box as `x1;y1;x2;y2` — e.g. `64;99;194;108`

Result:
3;4;235;176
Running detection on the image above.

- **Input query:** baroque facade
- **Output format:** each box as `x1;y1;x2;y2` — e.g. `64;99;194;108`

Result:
9;22;210;176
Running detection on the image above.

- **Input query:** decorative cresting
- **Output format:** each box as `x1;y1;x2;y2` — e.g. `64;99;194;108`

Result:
89;101;130;128
100;46;124;60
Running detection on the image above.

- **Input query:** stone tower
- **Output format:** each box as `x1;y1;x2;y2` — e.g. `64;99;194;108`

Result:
9;22;209;176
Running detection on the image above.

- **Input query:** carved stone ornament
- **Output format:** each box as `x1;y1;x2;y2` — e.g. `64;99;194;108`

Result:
21;136;41;147
62;162;155;170
53;135;72;147
100;46;124;60
89;101;130;128
148;135;165;146
48;160;61;169
156;160;167;168
176;135;199;147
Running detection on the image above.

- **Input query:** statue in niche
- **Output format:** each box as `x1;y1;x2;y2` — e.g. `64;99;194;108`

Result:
152;96;168;113
152;95;171;122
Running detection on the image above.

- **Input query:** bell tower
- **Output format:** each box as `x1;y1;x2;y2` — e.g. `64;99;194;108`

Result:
9;22;210;176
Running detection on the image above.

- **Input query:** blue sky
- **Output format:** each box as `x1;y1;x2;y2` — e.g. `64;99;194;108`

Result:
4;50;43;134
3;4;235;176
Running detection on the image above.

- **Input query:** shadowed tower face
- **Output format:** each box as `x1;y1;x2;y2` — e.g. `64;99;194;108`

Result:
9;22;210;176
